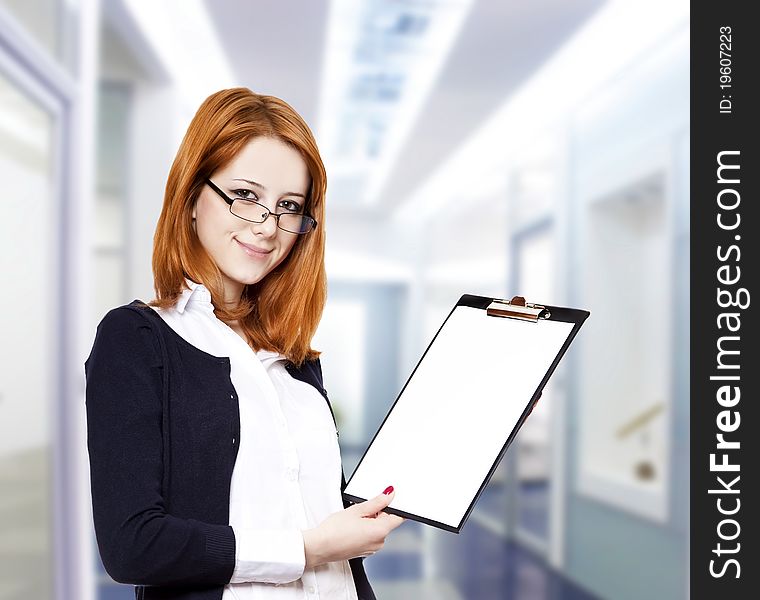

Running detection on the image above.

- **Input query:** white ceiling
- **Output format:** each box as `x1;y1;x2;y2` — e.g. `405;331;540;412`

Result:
204;0;605;214
202;0;330;126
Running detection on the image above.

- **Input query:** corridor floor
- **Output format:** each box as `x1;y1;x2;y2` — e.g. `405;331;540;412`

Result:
365;515;601;600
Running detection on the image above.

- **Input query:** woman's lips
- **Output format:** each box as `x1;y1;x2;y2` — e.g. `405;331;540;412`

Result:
235;238;272;257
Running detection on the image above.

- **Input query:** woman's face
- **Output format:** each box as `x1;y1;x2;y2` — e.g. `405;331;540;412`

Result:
193;136;310;304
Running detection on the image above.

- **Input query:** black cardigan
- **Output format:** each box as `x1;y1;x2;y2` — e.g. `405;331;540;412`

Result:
84;301;375;600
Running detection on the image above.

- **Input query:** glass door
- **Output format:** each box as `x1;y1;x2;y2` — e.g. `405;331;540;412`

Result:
0;50;63;600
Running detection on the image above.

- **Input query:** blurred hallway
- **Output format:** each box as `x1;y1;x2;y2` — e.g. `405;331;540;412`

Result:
1;1;690;599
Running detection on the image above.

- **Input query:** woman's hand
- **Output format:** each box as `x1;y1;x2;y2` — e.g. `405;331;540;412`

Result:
302;488;405;568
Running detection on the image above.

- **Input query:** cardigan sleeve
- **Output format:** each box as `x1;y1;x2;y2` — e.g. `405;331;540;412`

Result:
84;307;236;587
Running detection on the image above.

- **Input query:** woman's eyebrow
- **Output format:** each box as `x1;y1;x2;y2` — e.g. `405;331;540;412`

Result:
232;178;306;198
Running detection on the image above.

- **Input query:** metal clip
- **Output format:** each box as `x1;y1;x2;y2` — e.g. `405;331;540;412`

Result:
486;296;551;321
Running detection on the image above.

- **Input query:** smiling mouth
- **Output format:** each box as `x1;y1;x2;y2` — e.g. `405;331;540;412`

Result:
235;238;273;255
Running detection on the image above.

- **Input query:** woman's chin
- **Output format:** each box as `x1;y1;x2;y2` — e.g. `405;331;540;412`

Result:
231;269;269;287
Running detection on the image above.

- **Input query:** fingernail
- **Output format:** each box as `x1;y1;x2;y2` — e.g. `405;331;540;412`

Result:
383;486;394;495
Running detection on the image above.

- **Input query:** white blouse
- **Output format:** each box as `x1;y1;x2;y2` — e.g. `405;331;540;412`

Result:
151;279;358;600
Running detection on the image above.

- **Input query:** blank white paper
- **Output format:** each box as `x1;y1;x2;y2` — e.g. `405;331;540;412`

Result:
344;305;575;530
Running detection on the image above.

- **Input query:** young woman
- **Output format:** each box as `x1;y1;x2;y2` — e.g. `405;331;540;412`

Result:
85;88;403;600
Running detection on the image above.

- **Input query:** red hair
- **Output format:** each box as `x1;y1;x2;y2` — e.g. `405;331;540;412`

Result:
149;88;327;367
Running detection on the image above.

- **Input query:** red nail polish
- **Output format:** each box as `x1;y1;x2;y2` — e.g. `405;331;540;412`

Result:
383;486;394;495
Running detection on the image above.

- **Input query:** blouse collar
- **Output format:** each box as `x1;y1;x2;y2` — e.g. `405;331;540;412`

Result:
176;278;287;363
175;278;213;314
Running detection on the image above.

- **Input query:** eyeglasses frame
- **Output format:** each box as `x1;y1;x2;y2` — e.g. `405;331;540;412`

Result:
204;179;318;234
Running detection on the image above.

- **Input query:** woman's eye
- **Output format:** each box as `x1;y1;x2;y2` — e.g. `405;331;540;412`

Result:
279;199;302;212
232;189;256;200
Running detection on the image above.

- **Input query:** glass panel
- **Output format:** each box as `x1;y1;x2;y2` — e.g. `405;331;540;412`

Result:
577;172;671;521
0;68;55;600
93;84;129;321
0;0;78;74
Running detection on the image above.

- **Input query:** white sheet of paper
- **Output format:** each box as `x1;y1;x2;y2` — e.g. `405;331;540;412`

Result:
344;305;575;530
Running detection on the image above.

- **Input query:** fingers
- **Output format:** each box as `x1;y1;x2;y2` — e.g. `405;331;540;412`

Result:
385;514;405;529
374;510;404;528
354;487;396;517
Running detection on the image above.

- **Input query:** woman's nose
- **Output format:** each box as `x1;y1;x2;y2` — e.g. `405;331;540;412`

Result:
250;212;279;237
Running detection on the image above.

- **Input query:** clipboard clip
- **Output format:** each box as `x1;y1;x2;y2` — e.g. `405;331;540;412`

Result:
486;296;551;322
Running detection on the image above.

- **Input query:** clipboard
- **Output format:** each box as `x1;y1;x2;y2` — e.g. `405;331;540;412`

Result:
343;294;590;533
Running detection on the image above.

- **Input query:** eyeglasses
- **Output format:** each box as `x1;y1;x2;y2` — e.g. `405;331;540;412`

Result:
205;179;318;235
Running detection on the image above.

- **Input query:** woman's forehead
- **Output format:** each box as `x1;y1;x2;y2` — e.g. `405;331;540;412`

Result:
219;137;310;194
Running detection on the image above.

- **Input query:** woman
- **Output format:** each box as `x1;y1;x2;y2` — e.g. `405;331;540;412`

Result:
85;88;403;600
